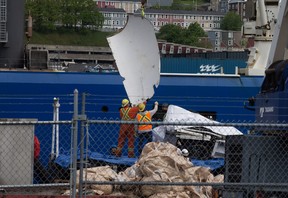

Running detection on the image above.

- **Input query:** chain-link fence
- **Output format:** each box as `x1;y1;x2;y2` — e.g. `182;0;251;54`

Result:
0;93;288;198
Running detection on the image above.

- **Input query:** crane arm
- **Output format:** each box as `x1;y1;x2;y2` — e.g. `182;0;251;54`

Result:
267;0;288;68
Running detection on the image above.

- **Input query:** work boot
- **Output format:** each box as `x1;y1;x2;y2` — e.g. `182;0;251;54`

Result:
128;148;135;158
128;153;135;158
114;147;122;157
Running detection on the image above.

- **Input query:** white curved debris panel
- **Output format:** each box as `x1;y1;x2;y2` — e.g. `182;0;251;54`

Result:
164;105;243;136
107;14;160;105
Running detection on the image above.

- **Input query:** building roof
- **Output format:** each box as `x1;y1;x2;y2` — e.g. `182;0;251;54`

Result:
98;8;126;13
228;0;246;3
136;8;225;16
95;0;141;2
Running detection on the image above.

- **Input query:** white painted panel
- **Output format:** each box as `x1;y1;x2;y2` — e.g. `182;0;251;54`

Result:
107;14;160;105
0;119;36;185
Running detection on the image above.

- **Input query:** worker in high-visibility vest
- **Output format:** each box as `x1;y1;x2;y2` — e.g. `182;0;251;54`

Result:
136;101;158;155
115;98;143;158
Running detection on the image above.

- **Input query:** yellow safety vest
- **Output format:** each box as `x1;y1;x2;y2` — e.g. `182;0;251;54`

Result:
121;107;132;121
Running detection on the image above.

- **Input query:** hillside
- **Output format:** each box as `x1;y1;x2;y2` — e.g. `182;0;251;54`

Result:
27;0;208;46
27;31;114;47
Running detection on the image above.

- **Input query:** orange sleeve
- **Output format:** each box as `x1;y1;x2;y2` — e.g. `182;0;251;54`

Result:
34;136;40;159
129;106;140;118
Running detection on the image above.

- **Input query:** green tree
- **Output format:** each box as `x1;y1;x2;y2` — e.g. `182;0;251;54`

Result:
183;22;206;45
220;11;243;31
79;2;104;29
26;0;60;32
157;23;208;47
25;0;104;32
157;24;185;44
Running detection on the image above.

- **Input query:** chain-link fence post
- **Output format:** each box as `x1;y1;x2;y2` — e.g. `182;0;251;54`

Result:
78;93;87;197
71;89;79;198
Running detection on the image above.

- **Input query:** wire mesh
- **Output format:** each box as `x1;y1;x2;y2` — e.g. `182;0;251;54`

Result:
0;118;288;197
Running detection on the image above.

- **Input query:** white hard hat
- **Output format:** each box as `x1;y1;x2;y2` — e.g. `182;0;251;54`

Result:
181;149;189;157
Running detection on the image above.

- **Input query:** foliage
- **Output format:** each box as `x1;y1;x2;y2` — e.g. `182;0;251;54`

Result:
25;0;104;32
220;12;243;31
27;31;114;47
171;0;204;10
157;23;207;47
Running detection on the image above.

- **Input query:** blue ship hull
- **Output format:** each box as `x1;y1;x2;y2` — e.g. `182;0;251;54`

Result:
0;71;263;122
0;69;264;171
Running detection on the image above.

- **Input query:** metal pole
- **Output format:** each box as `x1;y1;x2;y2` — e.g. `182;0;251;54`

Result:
79;93;86;197
51;98;57;160
55;98;60;158
71;89;78;198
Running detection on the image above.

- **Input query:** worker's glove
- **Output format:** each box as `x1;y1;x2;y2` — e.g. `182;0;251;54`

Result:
154;101;158;106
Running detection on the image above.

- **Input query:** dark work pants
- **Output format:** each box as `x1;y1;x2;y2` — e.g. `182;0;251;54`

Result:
34;158;51;184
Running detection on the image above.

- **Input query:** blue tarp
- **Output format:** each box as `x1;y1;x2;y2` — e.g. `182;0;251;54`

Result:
54;151;224;170
191;158;224;170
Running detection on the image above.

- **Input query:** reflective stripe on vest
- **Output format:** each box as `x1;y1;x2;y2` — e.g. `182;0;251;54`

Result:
121;107;132;120
137;112;152;131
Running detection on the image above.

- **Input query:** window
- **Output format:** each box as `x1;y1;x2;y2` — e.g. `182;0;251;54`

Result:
228;40;233;46
228;32;233;38
178;47;182;54
186;48;190;54
170;46;174;54
162;44;166;54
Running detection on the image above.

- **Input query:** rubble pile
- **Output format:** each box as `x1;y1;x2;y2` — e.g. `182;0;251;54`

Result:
63;142;224;197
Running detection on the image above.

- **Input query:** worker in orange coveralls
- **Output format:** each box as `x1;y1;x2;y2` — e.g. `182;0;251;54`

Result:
115;99;144;158
34;136;51;183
